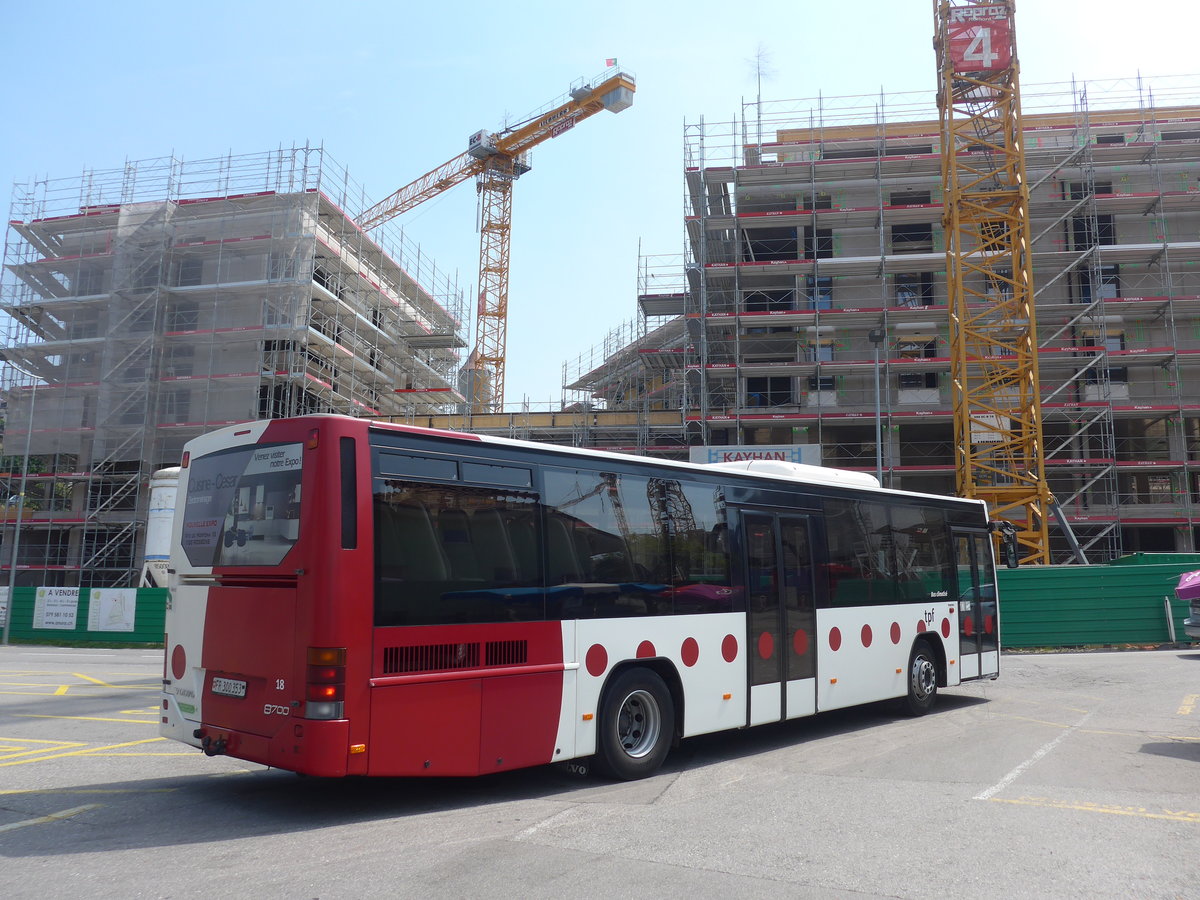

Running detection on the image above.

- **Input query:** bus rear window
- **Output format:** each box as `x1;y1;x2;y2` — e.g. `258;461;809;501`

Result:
181;442;303;568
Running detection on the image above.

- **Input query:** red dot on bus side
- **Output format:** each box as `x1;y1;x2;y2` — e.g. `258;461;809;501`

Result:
917;619;927;633
861;624;873;648
722;633;739;662
985;615;995;634
585;643;608;677
636;640;656;659
757;630;775;660
681;637;700;667
793;628;809;656
171;645;187;680
963;616;974;636
829;627;842;651
890;622;901;644
941;618;951;638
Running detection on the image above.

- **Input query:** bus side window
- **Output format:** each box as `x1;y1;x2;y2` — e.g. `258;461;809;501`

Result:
471;508;517;582
378;502;448;582
504;508;539;583
437;509;481;581
546;514;582;584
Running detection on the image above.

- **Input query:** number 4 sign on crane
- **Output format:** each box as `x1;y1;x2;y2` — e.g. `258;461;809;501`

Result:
947;3;1012;73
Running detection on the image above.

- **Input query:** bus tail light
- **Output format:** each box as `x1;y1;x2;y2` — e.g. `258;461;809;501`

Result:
304;647;346;720
306;683;345;702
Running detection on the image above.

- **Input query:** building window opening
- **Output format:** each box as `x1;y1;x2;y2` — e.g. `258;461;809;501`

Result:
746;376;793;408
890;223;933;254
895;272;934;307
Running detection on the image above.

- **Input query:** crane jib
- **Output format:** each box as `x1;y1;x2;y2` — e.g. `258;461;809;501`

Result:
356;68;636;412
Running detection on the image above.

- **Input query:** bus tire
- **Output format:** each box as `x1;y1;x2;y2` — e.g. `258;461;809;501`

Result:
594;667;674;781
903;640;938;716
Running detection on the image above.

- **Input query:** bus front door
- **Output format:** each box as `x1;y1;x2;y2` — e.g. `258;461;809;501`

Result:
743;511;818;726
955;531;999;680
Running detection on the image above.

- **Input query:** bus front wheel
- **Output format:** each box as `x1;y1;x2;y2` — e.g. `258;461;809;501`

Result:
594;667;674;780
903;641;938;716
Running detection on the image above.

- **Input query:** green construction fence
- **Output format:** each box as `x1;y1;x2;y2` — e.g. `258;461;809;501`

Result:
996;554;1200;649
0;554;1197;649
1;587;167;645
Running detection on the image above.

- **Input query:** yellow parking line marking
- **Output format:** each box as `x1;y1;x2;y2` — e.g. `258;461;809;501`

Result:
0;737;166;767
0;740;87;761
990;796;1200;823
0;804;101;834
55;685;69;695
0;670;155;677
997;714;1073;729
91;752;194;757
65;675;158;691
0;737;87;745
16;714;159;725
0;690;70;697
1179;695;1198;716
995;713;1200;743
0;789;176;796
71;673;116;687
0;682;72;687
1080;727;1200;742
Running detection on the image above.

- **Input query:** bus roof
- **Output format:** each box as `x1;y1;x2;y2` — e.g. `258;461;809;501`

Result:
193;415;988;513
356;416;987;512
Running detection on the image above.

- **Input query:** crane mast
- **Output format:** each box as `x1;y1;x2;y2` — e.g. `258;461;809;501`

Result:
357;70;636;413
934;0;1052;565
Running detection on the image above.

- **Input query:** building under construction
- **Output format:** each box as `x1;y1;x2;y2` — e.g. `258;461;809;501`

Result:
406;75;1200;564
1;147;467;587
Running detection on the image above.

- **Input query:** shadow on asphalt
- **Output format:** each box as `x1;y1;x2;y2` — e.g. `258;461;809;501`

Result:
0;692;990;857
1139;741;1200;763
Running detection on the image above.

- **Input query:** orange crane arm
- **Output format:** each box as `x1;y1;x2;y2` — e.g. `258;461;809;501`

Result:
357;152;483;231
356;69;635;414
356;71;636;233
488;71;636;158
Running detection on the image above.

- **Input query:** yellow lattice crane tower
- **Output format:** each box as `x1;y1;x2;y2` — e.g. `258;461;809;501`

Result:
358;68;636;413
934;0;1053;565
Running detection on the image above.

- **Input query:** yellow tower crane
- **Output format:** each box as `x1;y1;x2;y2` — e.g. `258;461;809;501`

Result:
934;0;1054;565
357;69;636;414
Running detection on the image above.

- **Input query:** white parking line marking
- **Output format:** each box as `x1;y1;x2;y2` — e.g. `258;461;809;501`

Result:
975;710;1094;801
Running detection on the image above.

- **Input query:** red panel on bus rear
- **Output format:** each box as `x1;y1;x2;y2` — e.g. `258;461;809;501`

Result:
368;679;483;775
201;585;297;738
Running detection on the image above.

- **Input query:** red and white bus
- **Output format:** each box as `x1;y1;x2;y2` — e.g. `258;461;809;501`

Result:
161;414;1002;780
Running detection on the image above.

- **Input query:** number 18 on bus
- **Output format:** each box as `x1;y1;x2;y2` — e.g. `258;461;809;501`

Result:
161;415;1007;780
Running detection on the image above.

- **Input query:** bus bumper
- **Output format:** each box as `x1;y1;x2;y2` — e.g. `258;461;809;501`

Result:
192;718;353;776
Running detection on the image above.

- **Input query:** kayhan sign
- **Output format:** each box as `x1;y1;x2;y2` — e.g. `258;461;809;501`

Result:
690;445;821;466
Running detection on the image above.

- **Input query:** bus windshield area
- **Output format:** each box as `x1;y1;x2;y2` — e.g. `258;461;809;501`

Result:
181;442;303;568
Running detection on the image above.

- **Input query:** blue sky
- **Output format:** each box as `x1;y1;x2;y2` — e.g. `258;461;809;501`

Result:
2;0;1195;406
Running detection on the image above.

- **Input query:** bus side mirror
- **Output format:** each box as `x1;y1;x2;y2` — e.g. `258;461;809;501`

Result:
991;522;1019;569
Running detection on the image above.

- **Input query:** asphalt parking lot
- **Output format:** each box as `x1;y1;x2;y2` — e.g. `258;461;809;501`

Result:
1;644;1198;899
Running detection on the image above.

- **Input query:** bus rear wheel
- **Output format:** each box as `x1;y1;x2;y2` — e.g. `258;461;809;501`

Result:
903;641;938;716
594;668;674;781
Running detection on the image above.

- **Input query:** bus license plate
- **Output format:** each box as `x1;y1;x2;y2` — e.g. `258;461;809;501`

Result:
211;677;247;698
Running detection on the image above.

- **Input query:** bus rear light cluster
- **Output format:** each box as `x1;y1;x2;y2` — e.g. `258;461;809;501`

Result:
304;647;346;720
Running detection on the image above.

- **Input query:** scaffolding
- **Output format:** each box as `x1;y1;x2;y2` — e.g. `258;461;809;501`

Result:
1;146;467;587
565;74;1200;562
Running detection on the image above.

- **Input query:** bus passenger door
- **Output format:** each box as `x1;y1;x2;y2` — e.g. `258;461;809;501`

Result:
743;512;818;726
955;531;998;679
